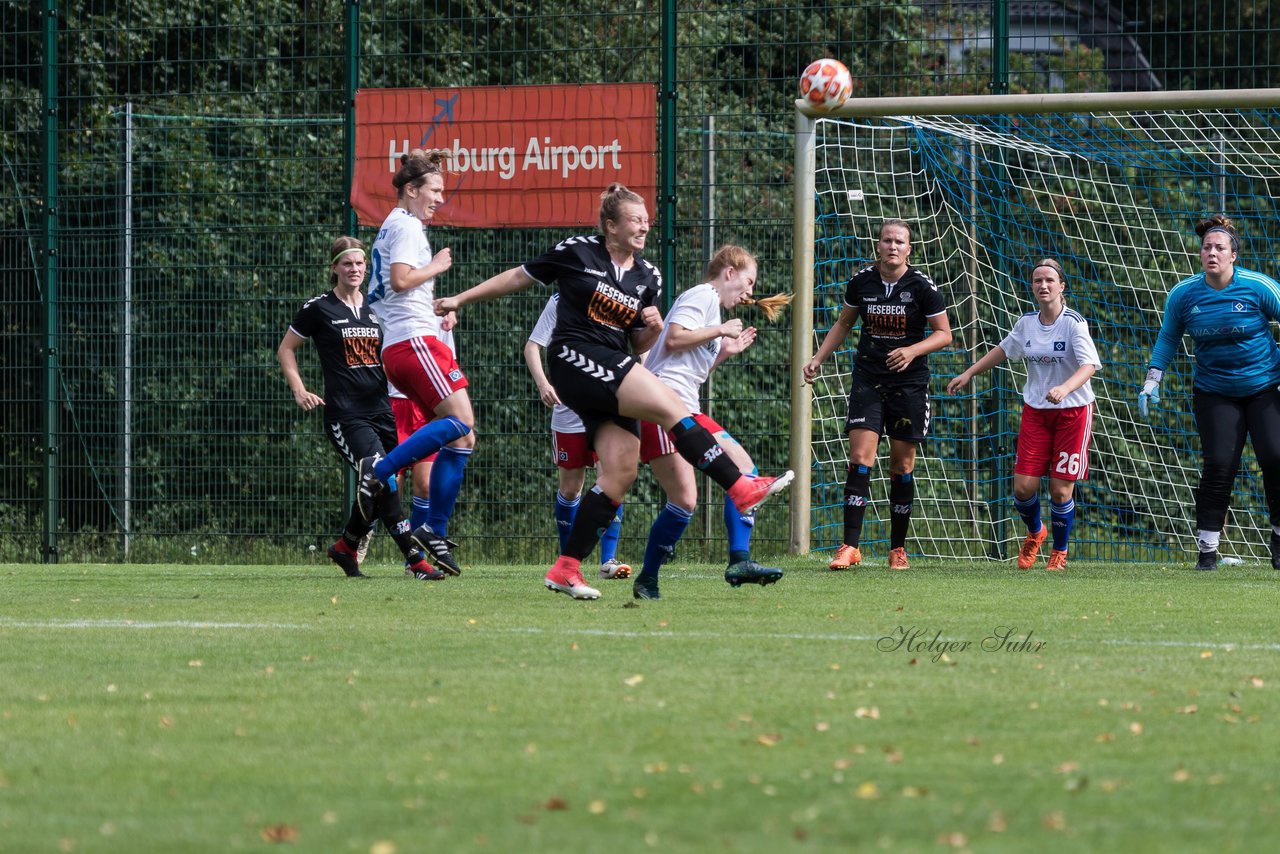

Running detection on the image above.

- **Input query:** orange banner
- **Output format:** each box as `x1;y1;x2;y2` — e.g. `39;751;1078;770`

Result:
352;84;657;229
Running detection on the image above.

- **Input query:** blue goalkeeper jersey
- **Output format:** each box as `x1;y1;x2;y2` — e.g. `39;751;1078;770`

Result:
1148;266;1280;395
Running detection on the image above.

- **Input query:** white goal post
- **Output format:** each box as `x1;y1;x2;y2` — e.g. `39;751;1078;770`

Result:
791;88;1280;562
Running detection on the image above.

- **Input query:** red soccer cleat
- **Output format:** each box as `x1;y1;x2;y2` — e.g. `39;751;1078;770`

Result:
544;558;600;600
728;471;795;515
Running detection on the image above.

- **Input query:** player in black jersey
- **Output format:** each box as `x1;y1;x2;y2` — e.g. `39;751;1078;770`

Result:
277;236;443;580
803;219;953;571
435;184;794;600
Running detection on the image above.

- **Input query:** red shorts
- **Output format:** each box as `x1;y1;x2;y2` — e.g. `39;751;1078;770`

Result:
391;396;436;465
552;430;596;469
381;336;468;415
1014;403;1093;481
639;412;723;464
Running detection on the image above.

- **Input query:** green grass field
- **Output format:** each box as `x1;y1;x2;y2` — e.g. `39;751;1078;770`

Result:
2;556;1279;852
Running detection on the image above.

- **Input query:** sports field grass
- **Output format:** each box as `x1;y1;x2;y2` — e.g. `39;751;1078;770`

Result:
2;557;1279;852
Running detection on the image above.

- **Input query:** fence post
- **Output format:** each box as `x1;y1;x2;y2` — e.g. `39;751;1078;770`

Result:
992;0;1009;95
120;102;134;559
40;0;59;564
344;0;360;237
658;0;677;306
341;0;361;514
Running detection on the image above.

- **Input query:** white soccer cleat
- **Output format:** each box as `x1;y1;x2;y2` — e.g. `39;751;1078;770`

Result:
599;559;633;579
545;563;601;600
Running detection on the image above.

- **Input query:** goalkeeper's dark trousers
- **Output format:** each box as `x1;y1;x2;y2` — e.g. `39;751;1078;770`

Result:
1192;386;1280;531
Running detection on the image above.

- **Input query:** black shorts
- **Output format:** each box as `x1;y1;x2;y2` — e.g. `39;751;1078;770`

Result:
325;410;398;469
547;340;643;446
844;371;930;443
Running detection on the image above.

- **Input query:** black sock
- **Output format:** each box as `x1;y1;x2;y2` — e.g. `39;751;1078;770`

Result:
342;498;380;546
385;519;422;561
368;490;423;561
670;417;741;490
842;464;871;547
889;472;914;549
564;485;619;561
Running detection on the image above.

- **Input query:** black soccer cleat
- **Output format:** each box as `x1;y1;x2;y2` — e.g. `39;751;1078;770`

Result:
1195;550;1218;571
405;558;446;581
327;540;367;578
410;524;462;576
1271;533;1280;570
355;454;386;523
632;578;661;600
724;559;784;588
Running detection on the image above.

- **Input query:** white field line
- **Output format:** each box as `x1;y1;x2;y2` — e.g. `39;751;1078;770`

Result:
488;626;1280;651
0;618;309;630
1096;638;1280;651
2;619;1277;652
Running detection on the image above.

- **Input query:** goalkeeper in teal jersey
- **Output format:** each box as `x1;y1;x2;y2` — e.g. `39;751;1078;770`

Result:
1139;214;1280;571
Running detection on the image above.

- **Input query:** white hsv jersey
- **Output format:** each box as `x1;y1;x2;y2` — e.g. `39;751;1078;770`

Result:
999;308;1101;409
528;295;585;433
644;283;722;412
368;206;441;348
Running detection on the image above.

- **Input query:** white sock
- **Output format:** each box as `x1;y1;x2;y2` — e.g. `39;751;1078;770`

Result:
1196;530;1220;553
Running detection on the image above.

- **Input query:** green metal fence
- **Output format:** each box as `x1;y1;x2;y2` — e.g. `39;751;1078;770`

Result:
4;1;1279;564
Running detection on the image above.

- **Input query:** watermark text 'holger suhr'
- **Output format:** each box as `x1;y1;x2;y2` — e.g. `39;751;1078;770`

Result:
876;626;1046;663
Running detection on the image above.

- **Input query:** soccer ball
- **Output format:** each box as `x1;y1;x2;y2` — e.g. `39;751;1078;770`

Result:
799;58;852;112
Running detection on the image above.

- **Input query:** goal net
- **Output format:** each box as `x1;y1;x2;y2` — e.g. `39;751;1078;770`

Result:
792;91;1280;564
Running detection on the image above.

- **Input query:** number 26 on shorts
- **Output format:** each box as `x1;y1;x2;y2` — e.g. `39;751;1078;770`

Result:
1054;452;1081;477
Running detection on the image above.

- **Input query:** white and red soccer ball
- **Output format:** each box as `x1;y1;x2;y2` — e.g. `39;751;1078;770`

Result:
799;58;852;112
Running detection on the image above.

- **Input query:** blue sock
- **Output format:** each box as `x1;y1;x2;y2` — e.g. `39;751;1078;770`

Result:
724;495;755;564
1050;498;1075;552
374;416;470;483
1014;493;1042;535
411;495;431;529
639;502;693;583
424;445;472;538
555;492;580;554
599;503;624;563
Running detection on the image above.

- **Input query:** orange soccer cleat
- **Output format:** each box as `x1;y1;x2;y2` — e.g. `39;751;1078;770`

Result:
1017;526;1048;570
828;544;862;570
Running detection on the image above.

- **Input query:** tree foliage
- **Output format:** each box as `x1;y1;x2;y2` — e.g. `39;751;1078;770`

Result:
2;0;1269;560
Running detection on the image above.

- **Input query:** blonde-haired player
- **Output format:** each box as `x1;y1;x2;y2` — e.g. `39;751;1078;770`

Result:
436;185;793;600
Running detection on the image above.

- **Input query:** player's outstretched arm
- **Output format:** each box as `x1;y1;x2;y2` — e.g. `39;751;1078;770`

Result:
435;266;535;315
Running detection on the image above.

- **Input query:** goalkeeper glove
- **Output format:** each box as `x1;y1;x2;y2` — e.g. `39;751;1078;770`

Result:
1138;368;1162;418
